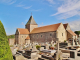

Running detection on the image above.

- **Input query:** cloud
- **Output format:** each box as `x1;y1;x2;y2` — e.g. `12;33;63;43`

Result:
31;9;42;11
16;4;24;7
46;0;54;4
38;22;44;27
51;0;80;19
9;0;16;5
21;22;25;25
0;0;12;3
23;6;32;9
16;4;32;9
25;20;28;22
0;0;16;4
66;20;80;31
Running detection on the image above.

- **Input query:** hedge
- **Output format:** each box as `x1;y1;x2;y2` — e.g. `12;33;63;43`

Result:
0;21;13;60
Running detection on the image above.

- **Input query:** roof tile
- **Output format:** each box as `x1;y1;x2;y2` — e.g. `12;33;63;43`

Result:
18;28;29;34
25;36;30;40
67;30;76;36
30;23;61;34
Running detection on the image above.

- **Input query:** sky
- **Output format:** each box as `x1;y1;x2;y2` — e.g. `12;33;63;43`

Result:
0;0;80;35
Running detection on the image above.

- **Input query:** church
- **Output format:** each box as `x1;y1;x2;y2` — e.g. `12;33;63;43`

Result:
15;15;77;45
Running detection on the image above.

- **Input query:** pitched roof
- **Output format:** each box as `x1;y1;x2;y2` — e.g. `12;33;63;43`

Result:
30;23;61;34
63;23;68;29
26;16;37;25
25;36;30;40
67;30;77;36
17;28;29;34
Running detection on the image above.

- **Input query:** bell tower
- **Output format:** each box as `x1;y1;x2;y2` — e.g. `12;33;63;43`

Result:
25;15;38;32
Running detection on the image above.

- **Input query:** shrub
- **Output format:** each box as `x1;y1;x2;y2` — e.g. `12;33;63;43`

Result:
10;45;13;47
54;44;56;47
36;45;41;50
64;40;66;43
0;21;13;60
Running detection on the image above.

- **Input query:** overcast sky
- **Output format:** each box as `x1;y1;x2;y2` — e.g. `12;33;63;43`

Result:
0;0;80;35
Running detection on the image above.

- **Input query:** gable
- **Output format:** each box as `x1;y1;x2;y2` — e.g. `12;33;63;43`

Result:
63;23;68;29
15;29;19;35
66;23;71;30
57;23;66;31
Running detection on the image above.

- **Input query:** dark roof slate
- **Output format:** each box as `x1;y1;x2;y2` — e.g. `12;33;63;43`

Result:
26;16;37;25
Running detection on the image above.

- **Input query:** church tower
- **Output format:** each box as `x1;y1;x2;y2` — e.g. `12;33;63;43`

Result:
25;16;38;32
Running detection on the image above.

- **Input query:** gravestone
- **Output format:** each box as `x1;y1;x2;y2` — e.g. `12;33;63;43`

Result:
32;46;38;52
46;43;49;50
72;36;75;46
31;52;37;59
40;47;44;51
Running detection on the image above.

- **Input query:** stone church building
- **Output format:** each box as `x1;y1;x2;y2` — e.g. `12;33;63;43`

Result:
15;15;77;45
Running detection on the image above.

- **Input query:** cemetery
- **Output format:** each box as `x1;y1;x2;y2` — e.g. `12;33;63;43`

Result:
10;35;80;60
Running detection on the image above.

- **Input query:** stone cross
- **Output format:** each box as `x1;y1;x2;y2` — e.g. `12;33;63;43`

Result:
51;40;53;44
72;36;75;46
76;35;78;45
56;38;62;60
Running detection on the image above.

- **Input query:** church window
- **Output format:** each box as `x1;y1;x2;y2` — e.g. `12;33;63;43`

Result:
62;33;63;36
50;34;52;36
41;35;42;37
37;35;38;38
33;35;35;38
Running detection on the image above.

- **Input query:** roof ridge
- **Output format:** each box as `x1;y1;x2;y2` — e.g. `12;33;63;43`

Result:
30;23;61;34
17;28;28;29
63;23;68;24
35;23;61;29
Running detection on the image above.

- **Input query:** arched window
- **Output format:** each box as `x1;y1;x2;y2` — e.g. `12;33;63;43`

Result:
41;35;42;37
50;34;52;36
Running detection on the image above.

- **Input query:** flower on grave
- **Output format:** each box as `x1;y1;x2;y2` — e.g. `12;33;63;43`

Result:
36;45;41;50
64;40;66;43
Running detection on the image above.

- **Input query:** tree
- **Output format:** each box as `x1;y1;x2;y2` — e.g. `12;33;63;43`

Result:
74;31;80;35
0;21;13;60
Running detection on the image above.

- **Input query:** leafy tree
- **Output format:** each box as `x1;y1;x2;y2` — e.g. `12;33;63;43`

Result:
74;31;80;35
7;34;15;39
0;21;13;60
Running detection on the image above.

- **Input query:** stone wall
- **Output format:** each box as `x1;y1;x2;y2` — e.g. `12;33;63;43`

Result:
18;34;29;45
67;31;73;40
66;23;71;30
25;39;30;44
25;24;38;32
30;32;56;43
8;38;15;45
15;29;29;45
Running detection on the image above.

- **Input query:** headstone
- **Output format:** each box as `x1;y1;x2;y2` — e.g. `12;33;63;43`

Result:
56;38;61;60
51;40;53;44
46;44;49;50
15;54;25;60
32;46;38;52
31;52;37;59
40;47;44;51
72;36;75;46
